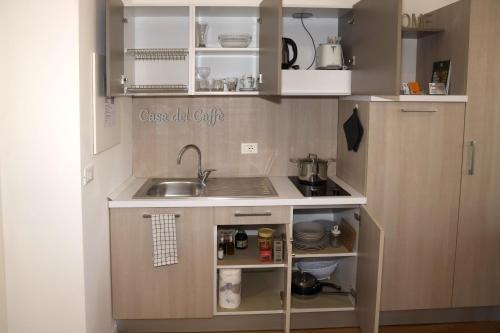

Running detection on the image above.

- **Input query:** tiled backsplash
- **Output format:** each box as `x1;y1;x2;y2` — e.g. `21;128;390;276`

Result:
133;97;338;178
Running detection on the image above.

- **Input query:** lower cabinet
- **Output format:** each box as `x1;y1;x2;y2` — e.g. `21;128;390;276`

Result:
110;208;214;319
110;205;384;333
338;101;466;311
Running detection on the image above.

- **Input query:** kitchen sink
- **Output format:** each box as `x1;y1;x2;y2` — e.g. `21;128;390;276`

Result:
133;177;278;199
145;180;204;197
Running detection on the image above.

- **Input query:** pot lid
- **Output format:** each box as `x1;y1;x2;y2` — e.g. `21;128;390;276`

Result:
294;153;329;163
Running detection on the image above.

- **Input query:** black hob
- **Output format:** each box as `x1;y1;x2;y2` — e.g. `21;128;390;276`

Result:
288;177;351;197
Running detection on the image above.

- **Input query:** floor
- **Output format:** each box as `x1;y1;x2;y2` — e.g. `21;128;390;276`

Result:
207;322;500;333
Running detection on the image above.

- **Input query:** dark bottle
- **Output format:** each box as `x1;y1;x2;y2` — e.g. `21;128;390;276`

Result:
235;229;248;249
226;234;235;255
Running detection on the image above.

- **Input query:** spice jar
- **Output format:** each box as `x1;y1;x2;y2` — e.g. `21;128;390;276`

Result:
330;224;342;248
258;228;273;262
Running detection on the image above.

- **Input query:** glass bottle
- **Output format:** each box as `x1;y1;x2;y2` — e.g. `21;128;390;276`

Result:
226;234;235;255
218;236;225;260
235;229;248;249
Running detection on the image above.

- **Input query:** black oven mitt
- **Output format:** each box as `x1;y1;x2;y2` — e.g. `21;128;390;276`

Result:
343;106;364;152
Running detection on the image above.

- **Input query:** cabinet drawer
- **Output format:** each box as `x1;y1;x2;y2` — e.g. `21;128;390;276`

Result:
215;206;291;225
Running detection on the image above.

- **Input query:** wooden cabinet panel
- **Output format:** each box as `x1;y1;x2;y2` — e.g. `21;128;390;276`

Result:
110;208;214;319
356;207;384;333
337;100;370;195
351;0;402;95
365;102;465;311
453;0;500;307
259;0;282;95
106;0;125;96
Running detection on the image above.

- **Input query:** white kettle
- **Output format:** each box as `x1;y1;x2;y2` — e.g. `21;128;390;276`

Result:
316;37;343;70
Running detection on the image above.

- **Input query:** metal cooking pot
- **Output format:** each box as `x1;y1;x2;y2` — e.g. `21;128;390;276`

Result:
290;153;335;185
291;271;346;296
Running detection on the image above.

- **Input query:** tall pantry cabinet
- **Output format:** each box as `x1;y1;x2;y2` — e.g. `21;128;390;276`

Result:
338;0;500;311
452;0;500;308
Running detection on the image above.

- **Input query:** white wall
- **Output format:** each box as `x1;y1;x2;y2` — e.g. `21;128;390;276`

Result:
0;4;8;333
79;0;133;333
0;176;7;333
1;1;87;333
403;0;460;15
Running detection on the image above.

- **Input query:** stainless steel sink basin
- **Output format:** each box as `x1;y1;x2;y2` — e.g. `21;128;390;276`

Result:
133;177;277;199
145;180;204;197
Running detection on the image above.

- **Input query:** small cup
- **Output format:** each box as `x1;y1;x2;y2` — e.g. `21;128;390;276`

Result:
211;79;224;92
225;78;238;92
240;75;256;89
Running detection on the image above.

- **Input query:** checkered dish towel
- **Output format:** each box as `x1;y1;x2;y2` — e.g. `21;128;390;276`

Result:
151;214;178;267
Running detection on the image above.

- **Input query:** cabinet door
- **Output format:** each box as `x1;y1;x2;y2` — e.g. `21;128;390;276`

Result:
366;102;465;310
259;0;282;95
110;208;214;319
453;0;500;308
106;0;125;96
350;0;401;95
356;207;384;333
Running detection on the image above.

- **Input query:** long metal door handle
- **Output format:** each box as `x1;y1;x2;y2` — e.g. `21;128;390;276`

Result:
468;141;476;175
234;212;272;217
143;213;181;219
401;108;437;113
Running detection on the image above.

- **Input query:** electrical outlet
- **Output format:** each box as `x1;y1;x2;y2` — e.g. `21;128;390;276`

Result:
82;165;95;186
241;143;258;154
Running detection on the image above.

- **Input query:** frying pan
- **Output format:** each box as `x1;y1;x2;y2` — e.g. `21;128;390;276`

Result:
291;271;350;296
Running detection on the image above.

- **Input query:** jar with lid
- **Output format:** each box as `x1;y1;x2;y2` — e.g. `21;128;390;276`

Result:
330;224;342;248
258;228;273;262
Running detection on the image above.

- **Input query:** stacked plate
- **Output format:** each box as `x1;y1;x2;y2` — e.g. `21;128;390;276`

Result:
293;222;329;251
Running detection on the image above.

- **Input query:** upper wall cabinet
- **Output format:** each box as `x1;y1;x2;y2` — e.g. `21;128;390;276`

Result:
110;0;455;97
106;0;126;96
343;0;402;96
106;0;358;97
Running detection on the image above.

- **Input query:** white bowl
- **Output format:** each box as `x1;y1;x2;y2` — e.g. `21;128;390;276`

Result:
297;260;339;280
218;34;252;48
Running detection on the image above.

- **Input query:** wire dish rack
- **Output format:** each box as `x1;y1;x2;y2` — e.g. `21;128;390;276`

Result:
126;48;189;61
126;84;188;94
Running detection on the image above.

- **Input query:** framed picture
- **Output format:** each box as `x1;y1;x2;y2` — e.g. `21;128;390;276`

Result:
431;60;451;94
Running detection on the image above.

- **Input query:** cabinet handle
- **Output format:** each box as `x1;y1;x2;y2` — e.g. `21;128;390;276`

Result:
234;212;272;217
467;141;476;176
142;213;181;219
401;108;437;113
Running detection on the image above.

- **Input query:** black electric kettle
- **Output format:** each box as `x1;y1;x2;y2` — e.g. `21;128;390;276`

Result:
282;38;298;69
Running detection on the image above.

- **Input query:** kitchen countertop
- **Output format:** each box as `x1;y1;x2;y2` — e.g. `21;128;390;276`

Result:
341;95;468;103
108;176;367;208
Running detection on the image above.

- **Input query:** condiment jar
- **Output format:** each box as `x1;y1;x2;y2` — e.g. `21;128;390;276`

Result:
330;224;342;248
258;228;273;262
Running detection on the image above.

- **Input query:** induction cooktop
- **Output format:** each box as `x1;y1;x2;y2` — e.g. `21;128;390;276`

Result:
288;177;351;197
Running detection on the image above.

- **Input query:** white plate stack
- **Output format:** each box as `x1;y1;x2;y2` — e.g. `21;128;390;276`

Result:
293;222;329;251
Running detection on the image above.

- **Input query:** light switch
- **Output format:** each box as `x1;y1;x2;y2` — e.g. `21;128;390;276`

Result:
83;165;95;186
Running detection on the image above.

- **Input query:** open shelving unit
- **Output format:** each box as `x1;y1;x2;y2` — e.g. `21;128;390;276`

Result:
110;2;354;96
123;6;190;95
293;245;356;259
194;6;260;94
216;269;286;315
214;223;290;316
217;235;287;269
290;207;360;313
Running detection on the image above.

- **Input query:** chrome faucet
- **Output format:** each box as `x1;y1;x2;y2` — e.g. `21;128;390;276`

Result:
177;144;216;185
